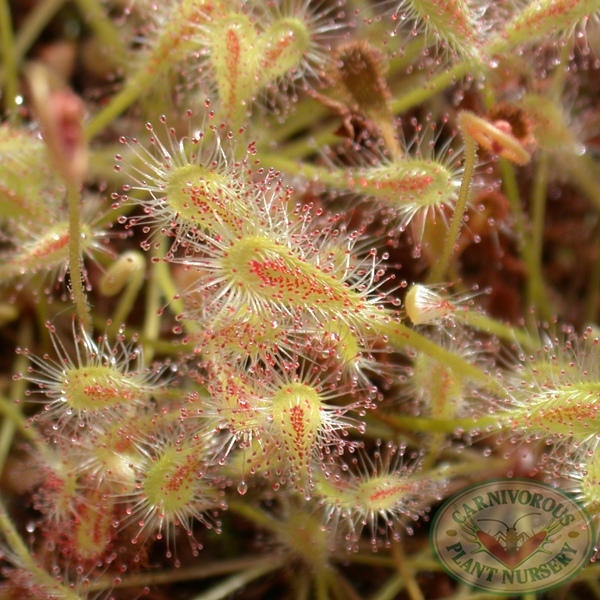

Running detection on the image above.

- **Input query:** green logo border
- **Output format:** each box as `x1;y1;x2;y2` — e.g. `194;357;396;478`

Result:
430;478;596;595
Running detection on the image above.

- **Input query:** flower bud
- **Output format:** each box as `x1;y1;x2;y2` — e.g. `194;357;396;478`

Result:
459;111;532;166
25;62;88;185
99;251;146;296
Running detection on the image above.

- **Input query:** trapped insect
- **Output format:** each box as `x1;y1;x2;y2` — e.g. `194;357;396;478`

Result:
478;512;541;555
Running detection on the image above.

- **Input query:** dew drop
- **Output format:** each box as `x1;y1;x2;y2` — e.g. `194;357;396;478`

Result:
237;481;248;495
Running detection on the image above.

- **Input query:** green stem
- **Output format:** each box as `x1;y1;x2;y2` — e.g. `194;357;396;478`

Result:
33;299;51;355
266;97;328;144
360;416;418;444
0;395;50;461
372;411;503;434
73;0;128;66
391;63;469;116
427;117;477;283
341;553;396;568
85;0;210;139
295;577;310;600
0;0;18;121
143;244;164;362
392;541;425;600
0;321;38;474
563;152;600;213
94;194;132;228
328;567;364;600
585;579;600;600
499;159;531;260
86;67;157;139
458;311;535;350
550;44;572;102
524;46;569;326
227;499;283;533
272;123;339;160
447;591;499;600
370;317;503;392
429;457;509;479
89;555;283;591
0;395;36;442
576;564;600;581
388;38;429;79
154;254;185;318
0;396;17;474
341;553;442;571
371;572;406;600
315;569;330;600
525;149;553;325
368;549;444;600
108;262;145;337
257;154;345;186
189;560;284;600
584;219;600;324
67;183;91;332
421;431;447;471
93;315;193;354
14;0;65;66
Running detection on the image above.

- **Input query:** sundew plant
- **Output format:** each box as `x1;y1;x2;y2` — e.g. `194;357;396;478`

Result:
2;0;600;598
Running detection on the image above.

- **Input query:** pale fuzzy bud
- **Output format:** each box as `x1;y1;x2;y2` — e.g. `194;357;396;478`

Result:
405;284;460;325
99;250;146;296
